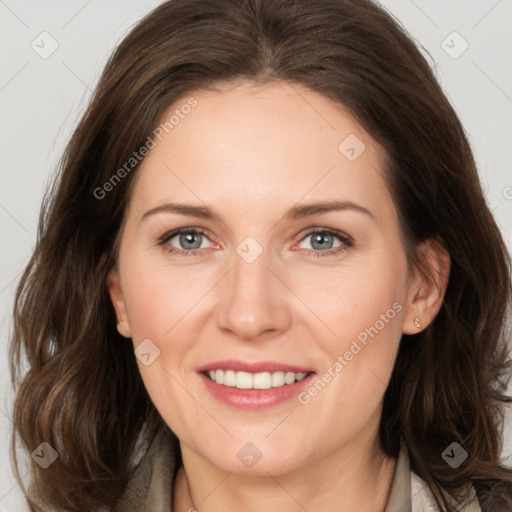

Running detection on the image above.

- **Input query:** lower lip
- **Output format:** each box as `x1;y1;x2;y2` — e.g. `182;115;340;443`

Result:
200;372;314;410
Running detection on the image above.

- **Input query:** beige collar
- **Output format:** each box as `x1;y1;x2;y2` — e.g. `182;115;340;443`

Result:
386;438;482;512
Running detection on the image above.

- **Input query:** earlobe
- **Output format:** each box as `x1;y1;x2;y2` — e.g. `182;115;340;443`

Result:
402;238;451;334
106;266;132;338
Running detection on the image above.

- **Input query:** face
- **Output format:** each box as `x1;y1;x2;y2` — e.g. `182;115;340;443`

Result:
107;80;437;475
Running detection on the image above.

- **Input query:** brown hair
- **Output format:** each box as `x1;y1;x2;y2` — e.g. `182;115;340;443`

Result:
9;0;512;510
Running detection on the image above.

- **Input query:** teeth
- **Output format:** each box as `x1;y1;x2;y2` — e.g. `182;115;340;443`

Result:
254;372;272;390
236;371;253;389
271;371;285;387
224;370;236;387
285;371;296;385
208;370;309;389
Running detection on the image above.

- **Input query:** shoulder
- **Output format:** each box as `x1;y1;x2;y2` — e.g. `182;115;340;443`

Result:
411;471;482;511
388;438;482;511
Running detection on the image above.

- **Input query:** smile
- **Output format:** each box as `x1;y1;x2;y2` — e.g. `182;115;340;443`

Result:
205;370;309;389
197;360;315;409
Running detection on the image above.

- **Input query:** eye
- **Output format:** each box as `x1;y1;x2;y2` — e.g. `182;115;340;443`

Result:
157;228;216;257
295;228;353;258
157;227;353;259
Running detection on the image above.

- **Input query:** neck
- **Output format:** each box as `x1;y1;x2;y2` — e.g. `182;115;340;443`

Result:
173;429;397;512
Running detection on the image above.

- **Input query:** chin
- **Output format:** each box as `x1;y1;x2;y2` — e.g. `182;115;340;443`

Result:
200;437;309;476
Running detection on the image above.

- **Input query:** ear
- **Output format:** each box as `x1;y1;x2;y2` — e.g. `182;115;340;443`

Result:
106;264;132;338
402;238;451;334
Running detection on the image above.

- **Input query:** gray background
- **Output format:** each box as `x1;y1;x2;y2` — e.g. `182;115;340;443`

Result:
1;1;511;509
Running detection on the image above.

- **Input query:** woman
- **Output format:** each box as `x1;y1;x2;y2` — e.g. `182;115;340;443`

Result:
9;0;512;510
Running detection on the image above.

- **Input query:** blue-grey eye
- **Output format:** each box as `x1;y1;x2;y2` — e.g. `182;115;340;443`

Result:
174;231;205;250
300;231;343;251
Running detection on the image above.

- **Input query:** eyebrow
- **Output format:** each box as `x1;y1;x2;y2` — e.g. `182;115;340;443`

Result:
140;200;375;223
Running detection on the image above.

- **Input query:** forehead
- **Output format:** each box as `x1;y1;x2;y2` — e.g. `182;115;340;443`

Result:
128;80;394;222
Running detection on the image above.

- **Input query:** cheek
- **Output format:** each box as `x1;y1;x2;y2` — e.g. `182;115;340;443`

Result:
301;256;407;348
121;253;214;345
120;262;211;434
299;254;407;401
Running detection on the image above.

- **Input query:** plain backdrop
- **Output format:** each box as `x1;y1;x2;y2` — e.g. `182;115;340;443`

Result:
1;1;511;510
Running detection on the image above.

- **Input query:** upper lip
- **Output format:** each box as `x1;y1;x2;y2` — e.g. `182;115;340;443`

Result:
197;359;314;374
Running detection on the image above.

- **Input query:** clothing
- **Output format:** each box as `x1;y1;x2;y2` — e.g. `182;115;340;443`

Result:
384;439;481;512
112;426;482;511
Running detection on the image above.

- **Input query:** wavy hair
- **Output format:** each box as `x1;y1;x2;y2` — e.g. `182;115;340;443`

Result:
9;0;512;510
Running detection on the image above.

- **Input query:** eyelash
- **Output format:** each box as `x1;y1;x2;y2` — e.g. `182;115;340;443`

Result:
156;227;354;259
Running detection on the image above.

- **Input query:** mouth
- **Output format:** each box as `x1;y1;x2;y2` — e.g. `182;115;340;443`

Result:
203;369;310;389
197;360;315;409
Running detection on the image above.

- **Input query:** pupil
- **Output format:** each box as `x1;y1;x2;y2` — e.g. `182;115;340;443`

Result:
181;233;201;249
313;233;331;250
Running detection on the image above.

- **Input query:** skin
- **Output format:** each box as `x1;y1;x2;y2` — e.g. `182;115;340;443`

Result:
107;80;450;512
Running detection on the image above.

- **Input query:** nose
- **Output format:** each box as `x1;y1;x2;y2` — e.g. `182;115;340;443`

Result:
215;243;292;341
